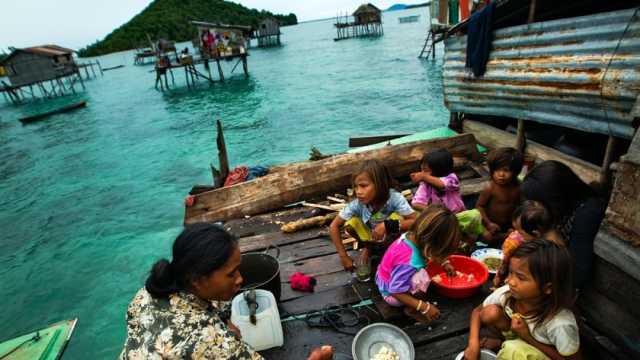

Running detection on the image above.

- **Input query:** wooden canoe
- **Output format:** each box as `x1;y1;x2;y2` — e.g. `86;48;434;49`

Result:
19;101;87;124
185;133;480;224
0;318;77;360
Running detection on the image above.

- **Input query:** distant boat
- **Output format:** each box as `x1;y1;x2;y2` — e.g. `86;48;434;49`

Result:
0;319;77;360
399;15;420;23
19;101;87;124
102;64;125;71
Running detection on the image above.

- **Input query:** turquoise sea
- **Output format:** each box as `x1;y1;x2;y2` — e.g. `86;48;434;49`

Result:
0;7;447;358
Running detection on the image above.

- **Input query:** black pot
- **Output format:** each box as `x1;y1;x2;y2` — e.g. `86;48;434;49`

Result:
239;252;281;301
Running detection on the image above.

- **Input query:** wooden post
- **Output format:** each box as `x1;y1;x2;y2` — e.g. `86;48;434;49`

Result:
515;119;526;153
216;59;224;82
242;56;248;78
215;119;230;188
97;61;103;76
184;66;190;88
600;135;618;185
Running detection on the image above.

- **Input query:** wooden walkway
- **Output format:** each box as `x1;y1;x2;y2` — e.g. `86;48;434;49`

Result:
221;165;490;359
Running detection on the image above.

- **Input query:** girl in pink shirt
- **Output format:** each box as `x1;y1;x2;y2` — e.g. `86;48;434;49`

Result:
411;148;465;213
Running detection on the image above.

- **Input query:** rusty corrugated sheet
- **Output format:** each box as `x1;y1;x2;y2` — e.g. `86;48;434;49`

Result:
443;8;640;139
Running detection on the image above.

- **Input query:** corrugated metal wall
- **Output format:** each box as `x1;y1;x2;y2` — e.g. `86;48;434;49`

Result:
443;8;640;139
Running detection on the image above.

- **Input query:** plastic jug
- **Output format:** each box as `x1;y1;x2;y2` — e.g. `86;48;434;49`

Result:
230;289;283;351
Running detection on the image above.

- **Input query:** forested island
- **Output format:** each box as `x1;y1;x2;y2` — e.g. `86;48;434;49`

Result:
78;0;297;57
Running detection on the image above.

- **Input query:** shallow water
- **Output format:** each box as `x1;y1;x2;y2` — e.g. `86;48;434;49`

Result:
0;7;447;358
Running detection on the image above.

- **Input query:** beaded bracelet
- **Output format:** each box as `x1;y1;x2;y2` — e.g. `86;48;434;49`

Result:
416;300;423;312
420;301;431;316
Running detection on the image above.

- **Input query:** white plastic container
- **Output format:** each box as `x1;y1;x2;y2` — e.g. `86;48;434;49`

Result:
230;289;283;351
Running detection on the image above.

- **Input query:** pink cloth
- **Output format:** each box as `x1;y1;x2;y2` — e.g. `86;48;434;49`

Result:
383;269;431;307
412;173;465;213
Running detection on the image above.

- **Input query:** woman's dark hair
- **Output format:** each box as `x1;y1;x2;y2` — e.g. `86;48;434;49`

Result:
145;223;238;299
521;160;595;221
352;159;396;206
487;147;523;182
411;204;461;262
508;239;575;328
513;200;553;236
421;148;454;177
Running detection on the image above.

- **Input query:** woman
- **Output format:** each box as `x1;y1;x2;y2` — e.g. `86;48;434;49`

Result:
521;160;607;288
120;223;333;359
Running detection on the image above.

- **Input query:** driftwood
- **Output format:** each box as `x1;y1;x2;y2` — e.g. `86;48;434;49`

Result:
185;133;479;224
213;119;230;188
464;120;600;184
281;213;337;233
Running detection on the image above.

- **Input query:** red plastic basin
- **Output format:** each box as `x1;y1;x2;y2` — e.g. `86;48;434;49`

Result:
427;255;489;299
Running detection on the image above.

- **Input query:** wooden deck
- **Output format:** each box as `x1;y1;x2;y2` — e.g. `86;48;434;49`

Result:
220;164;490;359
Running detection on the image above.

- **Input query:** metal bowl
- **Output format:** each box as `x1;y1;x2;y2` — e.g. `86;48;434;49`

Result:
352;323;415;360
455;349;497;360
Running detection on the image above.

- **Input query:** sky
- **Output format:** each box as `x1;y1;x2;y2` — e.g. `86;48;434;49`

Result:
0;0;427;51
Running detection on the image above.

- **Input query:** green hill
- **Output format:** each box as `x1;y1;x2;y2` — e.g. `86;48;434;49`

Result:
78;0;297;57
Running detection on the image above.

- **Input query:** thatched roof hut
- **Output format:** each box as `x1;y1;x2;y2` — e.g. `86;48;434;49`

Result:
353;3;382;25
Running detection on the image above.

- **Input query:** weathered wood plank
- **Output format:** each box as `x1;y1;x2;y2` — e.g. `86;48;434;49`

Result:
279;282;375;316
464;120;600;184
280;271;353;302
226;206;314;236
279;252;356;280
415;333;469;360
186;133;480;224
237;228;327;253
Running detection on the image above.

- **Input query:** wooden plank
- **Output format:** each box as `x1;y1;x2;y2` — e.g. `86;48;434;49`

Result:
403;291;484;345
280;271;353;301
349;133;411;147
464;120;600;184
273;237;339;264
461;177;489;197
279;282;375;316
186;133;480;224
226;205;313;236
415;333;469;360
215;119;230;188
237;228;327;253
279;252;356;280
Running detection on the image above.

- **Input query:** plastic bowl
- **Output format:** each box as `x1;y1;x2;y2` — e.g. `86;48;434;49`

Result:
352;323;415;360
426;255;489;299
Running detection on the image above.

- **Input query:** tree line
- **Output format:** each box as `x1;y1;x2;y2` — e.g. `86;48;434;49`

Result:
78;0;297;57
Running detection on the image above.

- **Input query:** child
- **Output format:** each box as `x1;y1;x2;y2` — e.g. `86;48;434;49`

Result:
493;201;563;288
375;205;461;323
330;160;416;271
464;240;580;360
476;147;523;244
411;148;465;213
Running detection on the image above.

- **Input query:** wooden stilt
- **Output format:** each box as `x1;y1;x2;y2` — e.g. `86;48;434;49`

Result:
215;119;230;188
516;119;526;153
242;56;248;78
600;135;618;185
216;59;224;82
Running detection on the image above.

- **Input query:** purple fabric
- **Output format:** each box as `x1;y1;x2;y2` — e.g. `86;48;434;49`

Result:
376;264;416;296
411;173;465;213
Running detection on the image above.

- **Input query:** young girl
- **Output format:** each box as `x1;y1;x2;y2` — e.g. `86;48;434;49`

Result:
464;240;580;360
411;148;465;213
476;147;524;245
330;160;416;271
375;205;461;323
493;201;563;288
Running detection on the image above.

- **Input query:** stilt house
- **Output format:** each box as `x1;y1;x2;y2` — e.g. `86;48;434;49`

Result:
334;3;384;41
0;45;77;87
254;17;281;47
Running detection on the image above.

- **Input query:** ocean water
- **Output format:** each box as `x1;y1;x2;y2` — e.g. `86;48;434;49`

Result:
0;7;447;358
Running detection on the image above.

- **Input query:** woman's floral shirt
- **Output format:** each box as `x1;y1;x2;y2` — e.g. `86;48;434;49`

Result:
120;288;262;360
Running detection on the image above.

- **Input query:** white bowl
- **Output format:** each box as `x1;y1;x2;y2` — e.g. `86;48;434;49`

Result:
352;323;414;360
471;248;503;274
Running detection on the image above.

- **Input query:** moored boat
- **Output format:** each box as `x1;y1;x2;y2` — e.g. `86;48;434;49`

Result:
0;319;77;360
19;101;86;124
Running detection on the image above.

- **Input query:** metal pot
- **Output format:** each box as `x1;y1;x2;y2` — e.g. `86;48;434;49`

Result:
239;249;281;302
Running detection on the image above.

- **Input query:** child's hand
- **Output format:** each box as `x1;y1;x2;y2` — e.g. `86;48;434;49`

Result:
339;255;354;271
410;171;423;183
486;222;500;234
442;262;456;278
492;275;502;289
463;342;480;360
510;314;531;340
372;222;386;241
425;302;440;321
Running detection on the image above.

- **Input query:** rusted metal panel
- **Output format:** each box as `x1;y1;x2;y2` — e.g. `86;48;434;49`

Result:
443;8;640;139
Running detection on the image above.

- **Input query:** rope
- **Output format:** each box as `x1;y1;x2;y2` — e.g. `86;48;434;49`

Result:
304;304;370;335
